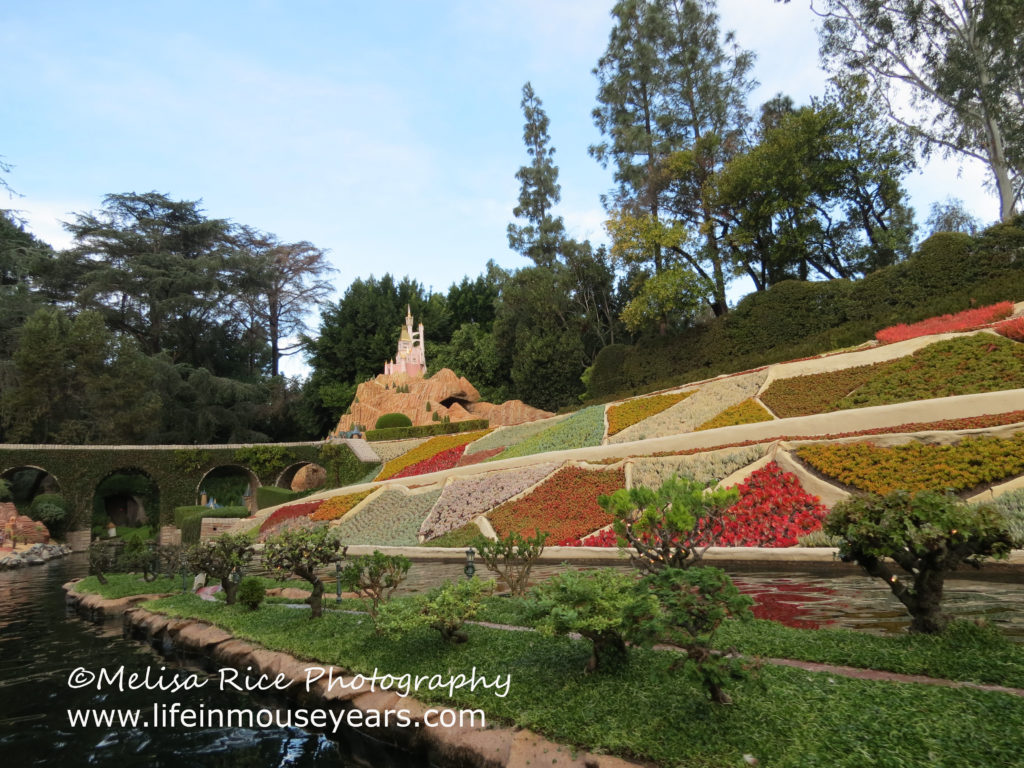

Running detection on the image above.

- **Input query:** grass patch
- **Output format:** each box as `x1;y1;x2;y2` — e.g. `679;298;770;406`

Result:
73;573;184;598
143;593;1024;767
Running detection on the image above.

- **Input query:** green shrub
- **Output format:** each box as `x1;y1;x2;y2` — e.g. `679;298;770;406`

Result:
375;412;413;429
237;577;266;611
365;419;489;441
173;506;250;546
318;442;376;487
29;493;68;538
256;486;304;509
375;577;495;643
825;490;1014;634
531;569;646;672
339;550;411;616
626;567;754;704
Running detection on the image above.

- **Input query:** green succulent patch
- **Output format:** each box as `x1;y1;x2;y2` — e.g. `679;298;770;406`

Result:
494;406;605;460
332;488;442;546
761;335;1024;418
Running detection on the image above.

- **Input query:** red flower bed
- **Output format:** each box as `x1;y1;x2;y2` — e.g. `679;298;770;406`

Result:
995;316;1024;342
710;462;827;547
875;301;1013;344
456;447;504;467
489;466;625;543
392;444;468;479
258;500;324;535
559;528;618;547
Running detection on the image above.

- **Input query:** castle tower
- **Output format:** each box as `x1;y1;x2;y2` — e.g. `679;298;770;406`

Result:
384;305;427;377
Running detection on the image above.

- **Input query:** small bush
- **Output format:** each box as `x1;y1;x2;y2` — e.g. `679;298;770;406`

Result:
29;493;68;539
186;533;255;606
238;577;266;611
375;412;413;429
339;550;411;616
262;525;346;618
375;577;495;643
473;530;547;597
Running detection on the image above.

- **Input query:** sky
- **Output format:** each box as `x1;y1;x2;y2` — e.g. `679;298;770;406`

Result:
3;1;999;377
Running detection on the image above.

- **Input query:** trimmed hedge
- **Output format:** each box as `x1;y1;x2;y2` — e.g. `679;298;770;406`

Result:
365;419;489;441
375;412;413;429
173;505;250;545
318;442;379;488
586;221;1024;401
256;485;305;509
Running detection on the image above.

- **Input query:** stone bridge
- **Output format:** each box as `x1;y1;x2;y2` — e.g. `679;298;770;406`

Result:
0;440;371;550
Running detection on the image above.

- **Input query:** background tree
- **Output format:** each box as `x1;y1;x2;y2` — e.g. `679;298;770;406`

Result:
507;82;565;268
593;0;756;320
186;533;254;606
262;525;346;618
233;225;336;377
816;0;1023;222
925;197;983;236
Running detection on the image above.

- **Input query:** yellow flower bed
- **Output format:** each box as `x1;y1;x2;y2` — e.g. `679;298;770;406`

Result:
696;398;774;431
310;489;374;522
375;430;492;481
606;391;694;436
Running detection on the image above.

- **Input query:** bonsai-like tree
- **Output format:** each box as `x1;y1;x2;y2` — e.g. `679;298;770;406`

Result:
473;530;547;596
625;567;753;704
262;525;346;618
599;475;738;572
825;490;1014;634
339;550;411;617
186;533;255;605
531;568;650;673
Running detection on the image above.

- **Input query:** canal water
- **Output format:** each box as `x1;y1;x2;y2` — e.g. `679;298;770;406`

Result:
0;554;430;768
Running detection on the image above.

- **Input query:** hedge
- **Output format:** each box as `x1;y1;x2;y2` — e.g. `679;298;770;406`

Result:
365;419;489;441
173;505;250;545
374;412;413;429
586;220;1024;402
256;485;307;510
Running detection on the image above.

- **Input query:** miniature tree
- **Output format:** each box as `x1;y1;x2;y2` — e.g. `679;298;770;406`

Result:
87;540;111;585
186;533;254;605
531;569;650;673
237;577;266;611
625;567;753;704
262;525;346;618
473;530;547;596
376;577;495;643
599;475;738;572
825;490;1014;634
339;550;411;616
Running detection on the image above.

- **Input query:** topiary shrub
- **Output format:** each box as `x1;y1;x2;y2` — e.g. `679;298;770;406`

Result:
626;566;753;704
473;530;547;597
339;550;411;617
375;412;413;429
825;490;1014;634
599;475;739;572
531;568;647;673
185;533;255;606
375;577;495;643
237;577;266;611
262;525;346;618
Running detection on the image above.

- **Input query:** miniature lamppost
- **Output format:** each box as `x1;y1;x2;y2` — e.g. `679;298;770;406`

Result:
464;547;475;580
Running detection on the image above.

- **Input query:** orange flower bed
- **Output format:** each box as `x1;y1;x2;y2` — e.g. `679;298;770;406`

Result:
310;490;374;522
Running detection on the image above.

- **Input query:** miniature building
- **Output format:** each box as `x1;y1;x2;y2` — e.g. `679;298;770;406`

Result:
383;305;427;377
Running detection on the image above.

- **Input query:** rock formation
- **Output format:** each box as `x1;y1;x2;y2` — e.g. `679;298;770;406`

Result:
333;368;553;433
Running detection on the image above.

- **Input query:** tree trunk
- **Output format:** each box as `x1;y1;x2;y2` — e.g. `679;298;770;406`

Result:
307;578;324;618
908;569;949;634
222;577;238;606
585;630;627;672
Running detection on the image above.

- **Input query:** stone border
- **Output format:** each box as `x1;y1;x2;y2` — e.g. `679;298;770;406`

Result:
63;584;647;768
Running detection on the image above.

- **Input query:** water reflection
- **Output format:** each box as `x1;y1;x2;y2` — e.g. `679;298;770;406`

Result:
0;556;428;768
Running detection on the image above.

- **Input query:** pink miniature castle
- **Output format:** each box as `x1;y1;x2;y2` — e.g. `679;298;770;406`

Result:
383;305;427;377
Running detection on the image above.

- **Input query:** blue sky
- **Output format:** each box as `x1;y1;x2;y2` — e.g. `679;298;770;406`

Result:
3;1;998;376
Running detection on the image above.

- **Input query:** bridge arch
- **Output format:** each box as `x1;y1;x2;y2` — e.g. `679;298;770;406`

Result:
92;467;159;531
1;464;63;505
275;461;326;492
195;464;260;511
